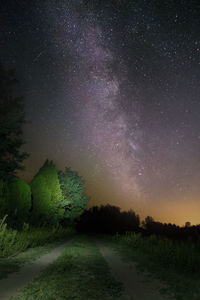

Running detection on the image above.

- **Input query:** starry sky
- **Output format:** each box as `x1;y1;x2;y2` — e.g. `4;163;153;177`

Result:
1;0;200;225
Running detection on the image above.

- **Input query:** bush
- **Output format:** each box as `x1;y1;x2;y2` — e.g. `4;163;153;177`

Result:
31;160;65;225
58;168;89;222
38;160;63;206
30;174;55;225
0;180;9;218
114;232;200;274
8;178;31;227
0;215;74;257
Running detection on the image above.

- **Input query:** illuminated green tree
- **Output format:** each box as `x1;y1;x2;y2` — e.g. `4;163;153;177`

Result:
0;180;9;218
31;160;64;224
58;168;89;221
8;178;31;226
37;160;64;207
31;174;54;224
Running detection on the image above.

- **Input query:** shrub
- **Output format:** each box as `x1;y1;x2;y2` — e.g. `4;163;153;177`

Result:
31;174;55;225
8;178;31;227
0;215;74;257
31;160;65;225
58;168;89;222
114;232;200;274
0;180;9;218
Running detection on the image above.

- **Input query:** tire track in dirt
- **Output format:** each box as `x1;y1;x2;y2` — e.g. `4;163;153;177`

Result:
0;238;74;300
96;241;173;300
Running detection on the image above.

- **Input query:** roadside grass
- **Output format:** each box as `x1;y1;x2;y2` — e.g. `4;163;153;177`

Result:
0;215;75;279
11;236;125;300
0;239;73;280
0;215;75;258
102;233;200;300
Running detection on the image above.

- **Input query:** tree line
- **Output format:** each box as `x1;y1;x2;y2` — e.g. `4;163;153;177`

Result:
0;63;197;240
76;205;199;240
77;205;140;234
0;63;89;228
0;160;89;228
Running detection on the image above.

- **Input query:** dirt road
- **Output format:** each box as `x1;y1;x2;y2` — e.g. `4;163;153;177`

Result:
96;241;172;300
0;239;74;300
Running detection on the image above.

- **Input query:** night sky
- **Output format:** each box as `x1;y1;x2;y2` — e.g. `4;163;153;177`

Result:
1;0;200;225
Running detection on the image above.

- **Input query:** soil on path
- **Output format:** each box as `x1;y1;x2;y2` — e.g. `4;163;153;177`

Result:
96;241;173;300
0;239;74;300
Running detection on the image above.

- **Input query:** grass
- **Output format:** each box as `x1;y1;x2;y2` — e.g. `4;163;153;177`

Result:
11;236;125;300
0;239;73;280
115;232;200;273
103;232;200;300
0;215;75;279
0;215;75;258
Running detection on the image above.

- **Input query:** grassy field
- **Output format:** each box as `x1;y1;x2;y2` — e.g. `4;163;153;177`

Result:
103;233;200;300
11;236;125;300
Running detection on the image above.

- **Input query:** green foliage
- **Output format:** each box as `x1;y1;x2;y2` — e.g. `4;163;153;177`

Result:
58;168;89;221
0;64;28;181
0;180;9;218
38;160;64;206
31;160;65;224
0;215;74;257
31;174;54;225
0;178;31;227
114;232;200;274
31;160;89;225
8;178;31;227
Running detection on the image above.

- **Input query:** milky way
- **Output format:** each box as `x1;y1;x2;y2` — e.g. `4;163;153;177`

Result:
45;5;144;200
1;0;200;224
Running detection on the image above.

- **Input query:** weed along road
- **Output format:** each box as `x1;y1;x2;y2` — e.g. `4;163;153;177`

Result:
0;239;74;300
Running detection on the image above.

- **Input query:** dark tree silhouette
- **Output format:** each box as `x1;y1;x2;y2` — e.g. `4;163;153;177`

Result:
140;216;200;241
185;221;191;227
0;64;28;181
76;204;140;234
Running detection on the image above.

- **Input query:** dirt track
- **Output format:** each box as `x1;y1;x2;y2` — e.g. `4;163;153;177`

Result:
0;238;173;300
96;241;172;300
0;239;74;300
